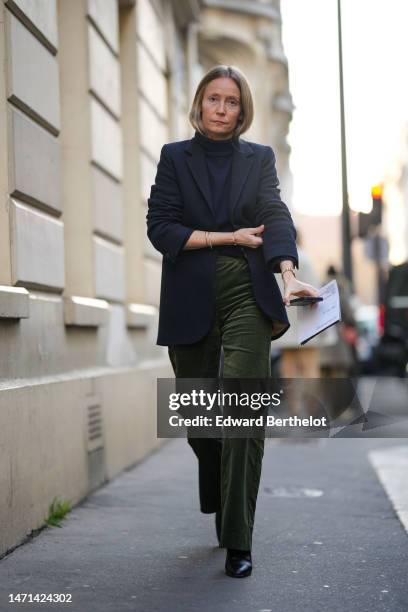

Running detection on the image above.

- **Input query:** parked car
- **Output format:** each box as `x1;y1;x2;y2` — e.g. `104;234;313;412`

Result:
375;262;408;377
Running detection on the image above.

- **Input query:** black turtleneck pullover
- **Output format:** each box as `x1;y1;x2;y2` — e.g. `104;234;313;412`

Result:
194;130;244;258
193;130;297;270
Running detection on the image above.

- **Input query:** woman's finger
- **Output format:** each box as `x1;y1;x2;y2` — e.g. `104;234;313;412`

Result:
249;237;263;247
248;225;264;235
287;282;319;297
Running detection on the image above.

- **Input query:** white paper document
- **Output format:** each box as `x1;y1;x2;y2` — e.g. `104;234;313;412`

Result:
297;280;341;346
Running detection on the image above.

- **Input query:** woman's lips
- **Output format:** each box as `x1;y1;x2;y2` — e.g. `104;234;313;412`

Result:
213;121;227;125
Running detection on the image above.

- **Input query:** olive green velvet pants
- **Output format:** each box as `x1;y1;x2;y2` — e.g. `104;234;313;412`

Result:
168;255;273;551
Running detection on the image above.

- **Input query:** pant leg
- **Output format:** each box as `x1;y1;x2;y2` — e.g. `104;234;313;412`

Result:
219;437;265;550
215;256;273;550
168;321;221;378
281;347;320;378
168;322;223;514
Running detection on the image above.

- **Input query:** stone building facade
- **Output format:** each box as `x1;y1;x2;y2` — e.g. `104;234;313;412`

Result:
0;0;292;556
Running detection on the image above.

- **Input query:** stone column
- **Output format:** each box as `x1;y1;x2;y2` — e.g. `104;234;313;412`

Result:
134;0;169;308
58;0;124;312
0;0;63;316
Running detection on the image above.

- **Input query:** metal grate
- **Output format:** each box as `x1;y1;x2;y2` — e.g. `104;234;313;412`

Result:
85;394;106;491
86;398;104;452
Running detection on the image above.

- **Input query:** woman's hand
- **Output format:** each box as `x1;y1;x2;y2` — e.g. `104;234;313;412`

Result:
234;225;264;248
282;273;320;307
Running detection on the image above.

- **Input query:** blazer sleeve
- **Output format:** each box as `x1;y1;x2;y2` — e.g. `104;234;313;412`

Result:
254;146;299;273
146;144;194;263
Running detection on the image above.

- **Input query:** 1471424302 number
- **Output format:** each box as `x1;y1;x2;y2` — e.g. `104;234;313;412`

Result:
9;593;73;604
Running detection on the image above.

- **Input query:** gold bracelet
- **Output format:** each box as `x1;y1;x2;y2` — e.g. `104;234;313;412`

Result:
232;231;237;246
281;268;296;278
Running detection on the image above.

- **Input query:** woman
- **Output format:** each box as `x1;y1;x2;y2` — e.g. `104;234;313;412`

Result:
147;65;318;578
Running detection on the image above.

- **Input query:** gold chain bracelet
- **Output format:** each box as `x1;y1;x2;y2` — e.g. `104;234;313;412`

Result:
281;267;296;278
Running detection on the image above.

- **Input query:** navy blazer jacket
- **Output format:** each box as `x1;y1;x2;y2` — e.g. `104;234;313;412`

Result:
146;135;299;346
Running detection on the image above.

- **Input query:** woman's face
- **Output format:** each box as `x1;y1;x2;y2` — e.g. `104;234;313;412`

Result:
201;77;241;140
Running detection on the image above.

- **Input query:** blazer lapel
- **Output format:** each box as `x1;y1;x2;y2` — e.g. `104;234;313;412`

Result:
184;139;214;217
184;136;254;220
229;140;254;218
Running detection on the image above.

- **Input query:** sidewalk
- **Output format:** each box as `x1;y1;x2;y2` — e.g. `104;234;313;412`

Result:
0;437;407;612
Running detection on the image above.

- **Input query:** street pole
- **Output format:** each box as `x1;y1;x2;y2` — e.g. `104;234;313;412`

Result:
337;0;353;291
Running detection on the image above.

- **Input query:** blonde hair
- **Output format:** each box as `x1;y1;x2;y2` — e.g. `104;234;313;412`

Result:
189;65;254;138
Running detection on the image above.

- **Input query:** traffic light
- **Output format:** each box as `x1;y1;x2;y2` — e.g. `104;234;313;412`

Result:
370;184;383;226
358;184;383;237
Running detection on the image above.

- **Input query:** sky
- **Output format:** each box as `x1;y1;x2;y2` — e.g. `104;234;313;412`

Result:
280;0;408;221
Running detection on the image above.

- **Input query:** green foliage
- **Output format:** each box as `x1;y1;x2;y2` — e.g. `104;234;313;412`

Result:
44;496;72;528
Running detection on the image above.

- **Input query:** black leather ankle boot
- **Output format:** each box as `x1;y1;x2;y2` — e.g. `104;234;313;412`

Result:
225;548;252;578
